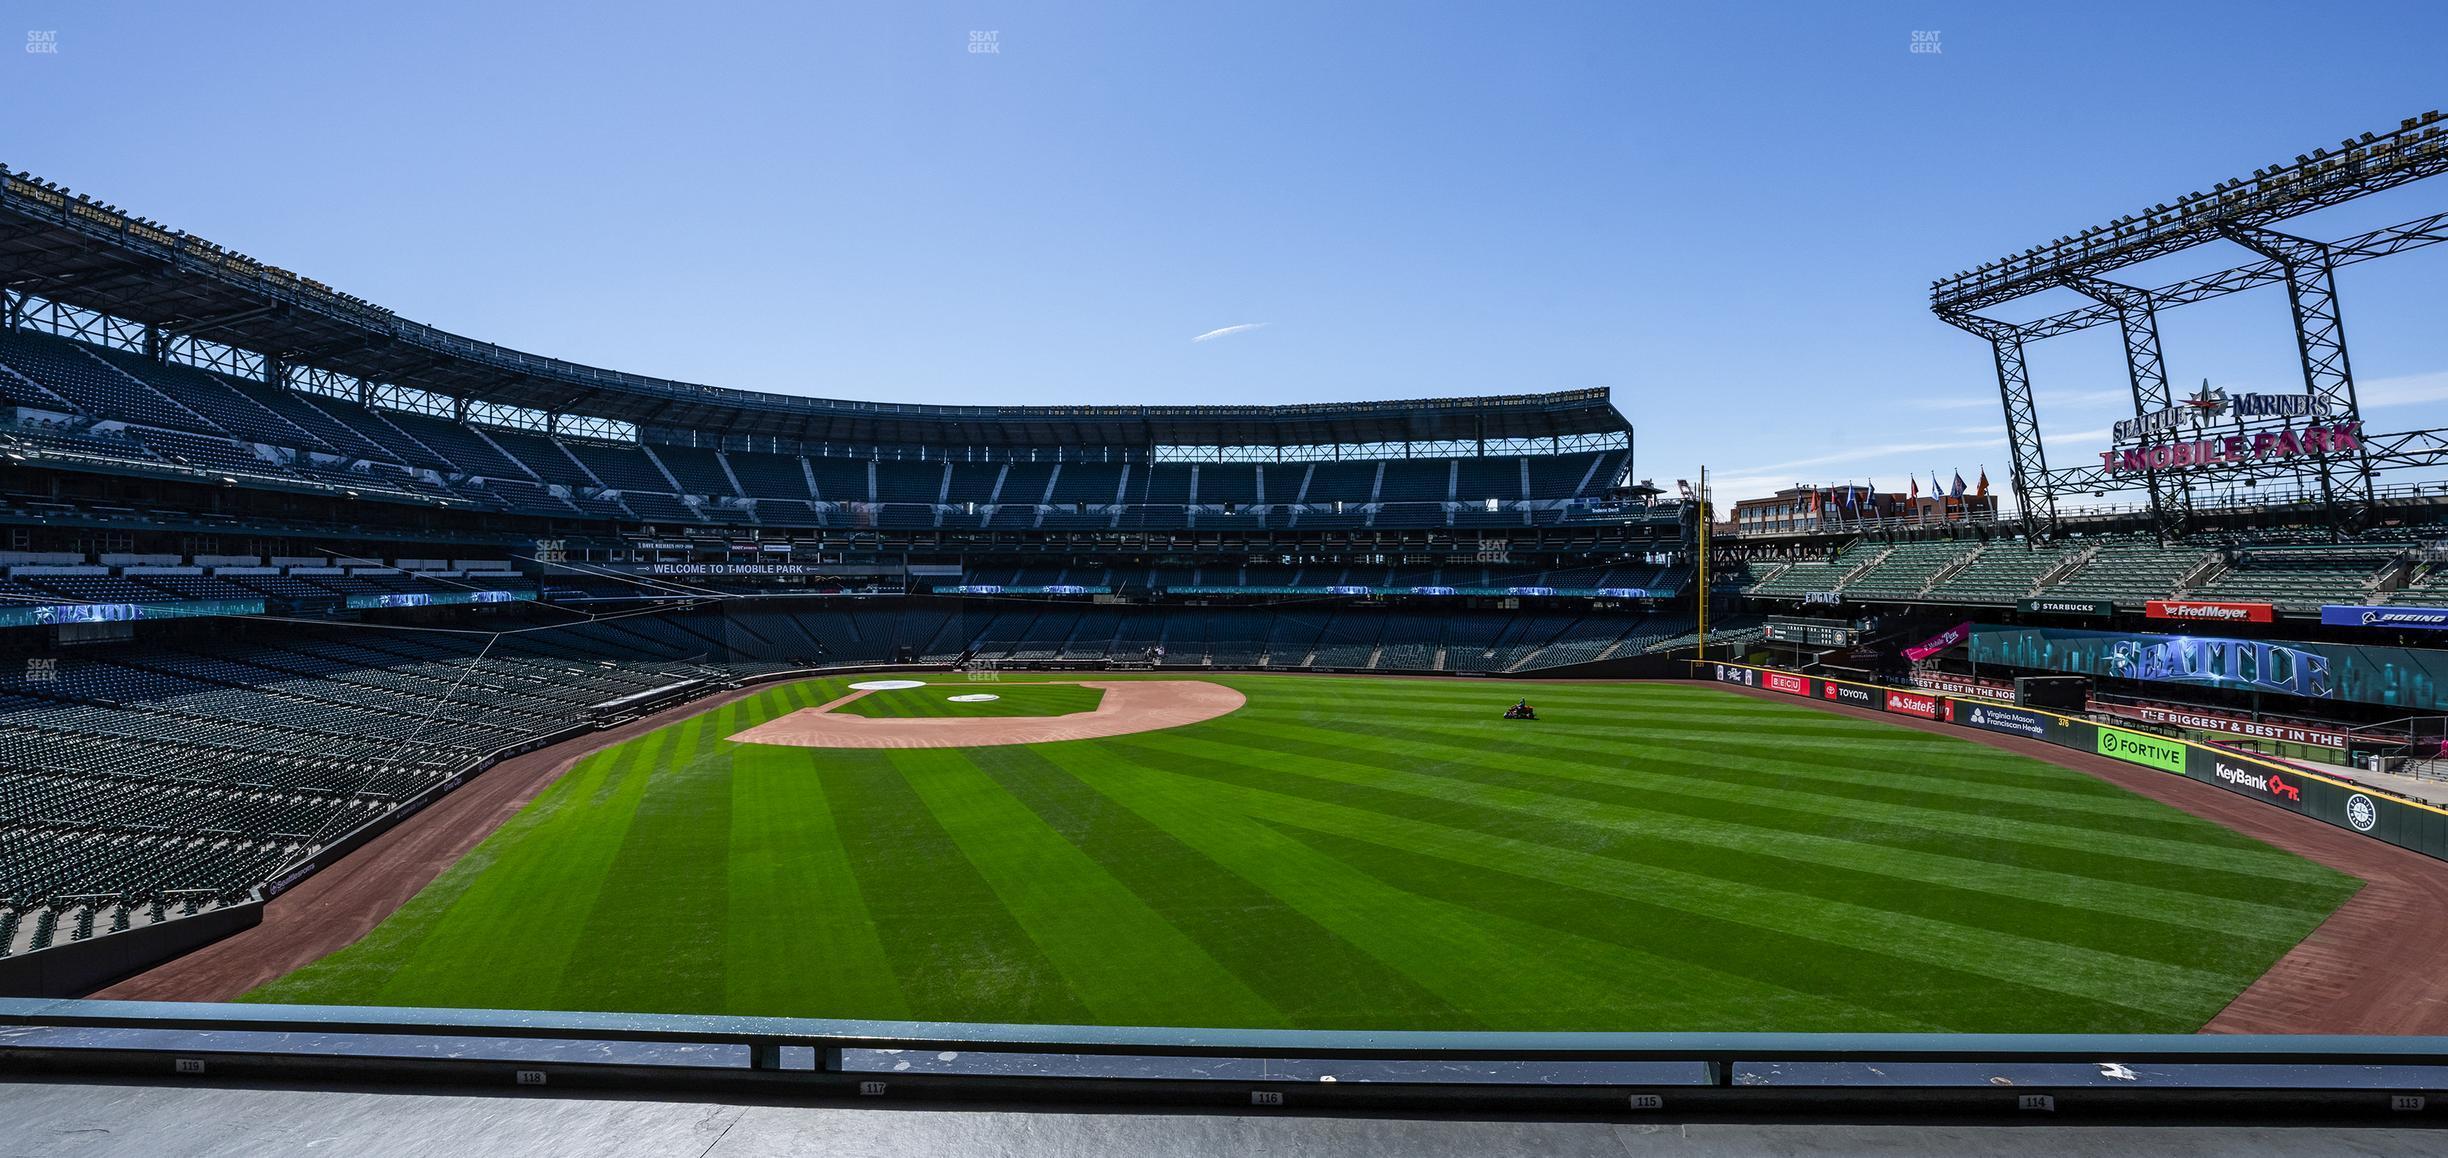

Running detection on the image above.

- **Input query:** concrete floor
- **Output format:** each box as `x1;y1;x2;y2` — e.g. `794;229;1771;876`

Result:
2;1081;2444;1157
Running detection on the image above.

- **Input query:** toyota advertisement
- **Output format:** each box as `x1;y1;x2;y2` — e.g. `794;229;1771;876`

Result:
1822;681;1878;708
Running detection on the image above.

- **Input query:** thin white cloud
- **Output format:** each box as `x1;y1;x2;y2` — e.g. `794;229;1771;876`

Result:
2355;370;2448;409
1918;387;2130;412
1191;322;1269;344
1721;435;2005;480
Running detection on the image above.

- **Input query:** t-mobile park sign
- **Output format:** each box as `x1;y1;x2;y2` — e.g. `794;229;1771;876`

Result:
2100;422;2361;475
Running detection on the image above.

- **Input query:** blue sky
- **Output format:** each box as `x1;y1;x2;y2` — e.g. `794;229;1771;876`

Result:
2;2;2442;506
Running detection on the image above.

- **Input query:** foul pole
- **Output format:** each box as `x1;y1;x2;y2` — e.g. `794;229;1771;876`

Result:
1694;465;1710;659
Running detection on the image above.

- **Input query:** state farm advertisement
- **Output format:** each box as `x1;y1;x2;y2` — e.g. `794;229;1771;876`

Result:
1883;689;1949;720
2146;599;2275;624
1761;670;1812;697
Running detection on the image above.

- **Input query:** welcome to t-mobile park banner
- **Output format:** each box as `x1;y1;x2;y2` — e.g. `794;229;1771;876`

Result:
1901;621;1974;663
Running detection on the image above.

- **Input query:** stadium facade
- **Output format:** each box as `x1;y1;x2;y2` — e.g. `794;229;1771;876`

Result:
0;168;1695;977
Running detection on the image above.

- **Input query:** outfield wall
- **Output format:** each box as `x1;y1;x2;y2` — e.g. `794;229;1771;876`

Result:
1706;662;2448;865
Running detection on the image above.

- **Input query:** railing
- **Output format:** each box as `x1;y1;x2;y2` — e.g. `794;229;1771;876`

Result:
0;998;2444;1116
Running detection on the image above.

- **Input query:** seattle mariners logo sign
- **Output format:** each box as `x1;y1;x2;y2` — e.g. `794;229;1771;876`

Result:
2346;794;2379;833
2178;381;2230;422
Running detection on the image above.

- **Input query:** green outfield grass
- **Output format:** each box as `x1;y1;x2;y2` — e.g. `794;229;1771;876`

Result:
835;682;1104;718
244;675;2359;1032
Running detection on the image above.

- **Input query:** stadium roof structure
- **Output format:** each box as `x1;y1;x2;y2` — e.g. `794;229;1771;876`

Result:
0;169;1628;451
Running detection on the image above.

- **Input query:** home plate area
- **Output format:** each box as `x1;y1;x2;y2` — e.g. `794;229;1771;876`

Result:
727;680;1246;749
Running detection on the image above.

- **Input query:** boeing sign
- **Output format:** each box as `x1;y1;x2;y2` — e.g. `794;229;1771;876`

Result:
2322;604;2448;631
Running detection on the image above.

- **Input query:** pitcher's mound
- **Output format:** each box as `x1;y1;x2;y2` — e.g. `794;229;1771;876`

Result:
729;680;1245;749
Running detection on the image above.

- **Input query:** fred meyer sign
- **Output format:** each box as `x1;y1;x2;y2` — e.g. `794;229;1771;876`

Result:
2095;724;2187;773
2323;604;2448;631
2146;599;2274;624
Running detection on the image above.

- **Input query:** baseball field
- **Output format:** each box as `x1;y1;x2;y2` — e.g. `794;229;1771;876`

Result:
241;675;2359;1032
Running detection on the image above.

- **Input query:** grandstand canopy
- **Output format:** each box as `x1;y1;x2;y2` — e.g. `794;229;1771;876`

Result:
0;171;1629;451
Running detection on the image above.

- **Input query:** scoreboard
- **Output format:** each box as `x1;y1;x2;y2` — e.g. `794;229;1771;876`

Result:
1763;616;1860;648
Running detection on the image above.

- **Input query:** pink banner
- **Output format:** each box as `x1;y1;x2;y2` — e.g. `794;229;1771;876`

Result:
1902;620;1974;662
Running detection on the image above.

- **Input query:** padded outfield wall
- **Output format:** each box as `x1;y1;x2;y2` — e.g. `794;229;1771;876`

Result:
1708;663;2448;865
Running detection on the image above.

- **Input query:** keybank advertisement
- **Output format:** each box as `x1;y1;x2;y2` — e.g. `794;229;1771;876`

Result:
1969;625;2448;711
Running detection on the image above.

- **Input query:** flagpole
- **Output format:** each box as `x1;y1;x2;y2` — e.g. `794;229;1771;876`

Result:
1695;465;1710;661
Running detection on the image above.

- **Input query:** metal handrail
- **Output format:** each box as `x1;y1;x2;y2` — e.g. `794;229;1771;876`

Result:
3;998;2445;1066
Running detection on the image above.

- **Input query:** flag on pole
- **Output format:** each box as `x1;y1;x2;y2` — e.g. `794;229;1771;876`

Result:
1975;467;1990;498
1950;470;1967;499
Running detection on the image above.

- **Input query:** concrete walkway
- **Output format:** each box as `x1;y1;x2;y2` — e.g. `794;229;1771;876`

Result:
3;1081;2444;1157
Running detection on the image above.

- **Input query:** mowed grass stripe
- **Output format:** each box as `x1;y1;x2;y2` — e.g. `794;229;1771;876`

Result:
555;705;739;1012
277;729;673;1009
887;748;1281;1027
1172;722;2330;949
723;737;911;1018
1071;756;1936;1031
1265;824;2022;1033
1294;711;2335;884
1203;718;2344;925
820;752;1097;1025
1278;695;2246;829
1110;735;2239;1020
1001;744;1473;1030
